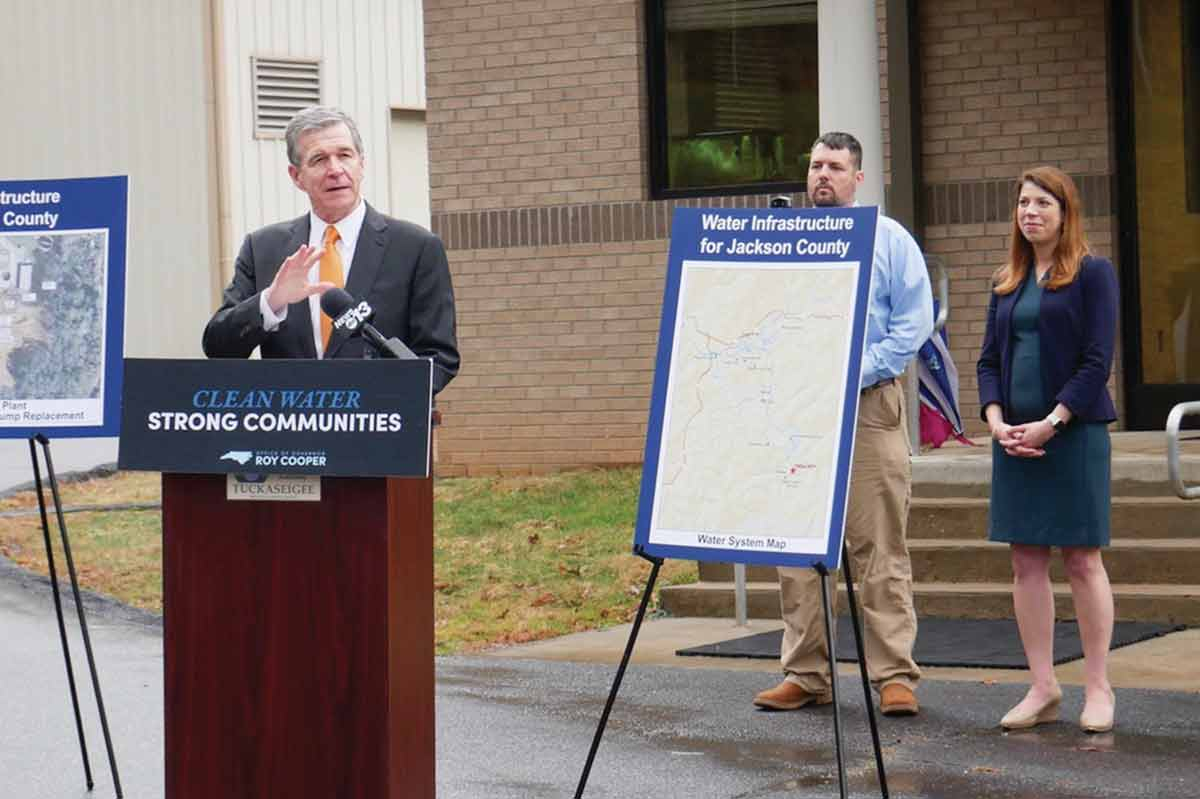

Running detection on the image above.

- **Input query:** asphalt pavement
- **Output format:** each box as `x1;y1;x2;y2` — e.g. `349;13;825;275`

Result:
3;435;1198;798
4;558;1199;799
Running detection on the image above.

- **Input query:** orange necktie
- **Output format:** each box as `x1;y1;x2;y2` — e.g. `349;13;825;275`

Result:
319;225;344;352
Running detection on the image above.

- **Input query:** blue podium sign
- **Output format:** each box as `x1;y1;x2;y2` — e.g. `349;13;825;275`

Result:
118;358;432;477
633;206;878;570
0;176;128;438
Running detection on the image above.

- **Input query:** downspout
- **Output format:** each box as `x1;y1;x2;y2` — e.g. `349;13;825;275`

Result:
207;0;234;306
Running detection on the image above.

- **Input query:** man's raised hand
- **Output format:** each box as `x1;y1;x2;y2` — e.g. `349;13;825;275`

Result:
264;244;336;314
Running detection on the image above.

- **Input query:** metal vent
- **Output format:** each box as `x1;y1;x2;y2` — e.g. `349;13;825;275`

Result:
251;56;321;139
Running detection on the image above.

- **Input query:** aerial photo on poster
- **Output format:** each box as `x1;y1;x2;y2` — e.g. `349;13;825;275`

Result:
0;229;109;427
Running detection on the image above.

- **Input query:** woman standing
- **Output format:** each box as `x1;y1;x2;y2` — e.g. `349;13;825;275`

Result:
977;166;1119;733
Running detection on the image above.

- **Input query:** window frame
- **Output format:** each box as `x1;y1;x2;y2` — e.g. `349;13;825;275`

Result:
644;0;811;200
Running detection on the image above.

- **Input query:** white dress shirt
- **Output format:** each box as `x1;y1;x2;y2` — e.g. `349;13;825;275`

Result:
258;200;367;358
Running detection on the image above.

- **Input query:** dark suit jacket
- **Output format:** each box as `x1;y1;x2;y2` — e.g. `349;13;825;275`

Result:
976;254;1118;423
202;203;459;393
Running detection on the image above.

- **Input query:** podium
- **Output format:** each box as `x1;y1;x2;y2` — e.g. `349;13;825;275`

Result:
161;474;432;798
119;358;437;799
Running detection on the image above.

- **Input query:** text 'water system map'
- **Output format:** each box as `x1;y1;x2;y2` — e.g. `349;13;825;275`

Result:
635;207;877;569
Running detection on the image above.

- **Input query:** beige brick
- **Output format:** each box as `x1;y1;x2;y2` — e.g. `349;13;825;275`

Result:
427;0;1121;472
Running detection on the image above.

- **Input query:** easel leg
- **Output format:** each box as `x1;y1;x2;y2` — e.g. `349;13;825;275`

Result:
573;553;663;799
29;437;94;791
32;435;124;797
842;544;890;798
815;563;848;799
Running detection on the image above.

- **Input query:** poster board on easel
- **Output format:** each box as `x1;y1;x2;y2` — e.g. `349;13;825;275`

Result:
633;205;878;570
0;176;127;439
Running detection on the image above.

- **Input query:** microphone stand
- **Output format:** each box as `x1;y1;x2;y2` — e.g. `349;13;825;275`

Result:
359;324;417;360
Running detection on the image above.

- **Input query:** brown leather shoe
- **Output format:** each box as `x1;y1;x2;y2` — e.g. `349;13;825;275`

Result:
753;681;833;711
880;683;919;716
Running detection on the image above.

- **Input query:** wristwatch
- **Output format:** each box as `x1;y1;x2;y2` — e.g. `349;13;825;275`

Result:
1046;412;1066;432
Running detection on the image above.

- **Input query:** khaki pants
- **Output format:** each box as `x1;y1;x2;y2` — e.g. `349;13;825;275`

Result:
777;380;920;693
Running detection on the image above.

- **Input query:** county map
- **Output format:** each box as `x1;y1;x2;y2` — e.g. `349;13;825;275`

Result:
651;260;859;553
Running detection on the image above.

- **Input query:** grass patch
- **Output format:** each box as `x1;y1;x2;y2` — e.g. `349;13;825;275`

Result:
0;468;697;654
0;472;163;611
433;468;696;654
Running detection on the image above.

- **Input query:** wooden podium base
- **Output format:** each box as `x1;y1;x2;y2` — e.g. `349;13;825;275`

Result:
161;474;434;799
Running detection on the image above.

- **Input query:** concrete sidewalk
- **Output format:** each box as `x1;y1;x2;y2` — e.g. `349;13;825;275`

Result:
492;616;1200;693
911;430;1200;496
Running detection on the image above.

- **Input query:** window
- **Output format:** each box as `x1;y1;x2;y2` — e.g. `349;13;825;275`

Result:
1128;0;1200;387
646;0;819;198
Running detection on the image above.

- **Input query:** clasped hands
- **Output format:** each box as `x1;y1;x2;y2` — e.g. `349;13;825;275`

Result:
991;419;1055;458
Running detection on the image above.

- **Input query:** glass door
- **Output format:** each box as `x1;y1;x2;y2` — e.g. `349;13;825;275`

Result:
1119;0;1200;427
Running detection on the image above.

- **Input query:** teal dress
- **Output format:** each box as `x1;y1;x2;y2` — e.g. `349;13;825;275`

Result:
988;271;1111;547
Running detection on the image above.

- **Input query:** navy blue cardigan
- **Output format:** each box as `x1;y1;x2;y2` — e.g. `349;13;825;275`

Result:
976;255;1118;423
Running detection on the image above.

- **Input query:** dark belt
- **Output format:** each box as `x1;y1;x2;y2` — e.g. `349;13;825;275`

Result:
860;377;896;395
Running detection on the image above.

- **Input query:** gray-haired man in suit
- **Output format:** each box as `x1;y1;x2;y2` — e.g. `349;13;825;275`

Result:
203;106;459;393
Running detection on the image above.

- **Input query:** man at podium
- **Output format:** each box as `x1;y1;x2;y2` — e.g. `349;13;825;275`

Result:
202;105;459;394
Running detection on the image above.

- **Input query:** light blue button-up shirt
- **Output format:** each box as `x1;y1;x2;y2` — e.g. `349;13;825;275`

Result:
860;214;934;389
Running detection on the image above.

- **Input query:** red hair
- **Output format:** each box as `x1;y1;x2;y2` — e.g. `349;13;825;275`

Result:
993;166;1090;295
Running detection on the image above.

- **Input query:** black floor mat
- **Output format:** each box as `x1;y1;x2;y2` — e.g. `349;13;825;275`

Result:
675;617;1187;668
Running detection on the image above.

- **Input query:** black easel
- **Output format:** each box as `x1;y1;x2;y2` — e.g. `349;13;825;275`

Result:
573;546;887;799
29;434;123;798
840;544;890;798
817;543;890;799
574;550;662;799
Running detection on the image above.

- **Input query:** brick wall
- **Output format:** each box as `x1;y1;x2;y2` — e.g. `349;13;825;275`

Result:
878;0;891;183
425;0;848;474
918;0;1118;434
429;193;806;476
436;240;661;475
424;0;1114;473
424;0;645;473
424;0;645;214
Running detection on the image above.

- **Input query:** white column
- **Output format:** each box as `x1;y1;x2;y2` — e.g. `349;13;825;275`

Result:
817;0;885;211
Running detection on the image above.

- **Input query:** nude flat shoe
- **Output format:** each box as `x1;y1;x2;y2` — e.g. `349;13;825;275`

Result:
1000;690;1062;730
1080;689;1115;733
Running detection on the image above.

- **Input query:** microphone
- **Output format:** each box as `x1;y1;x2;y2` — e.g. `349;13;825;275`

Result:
320;287;416;359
